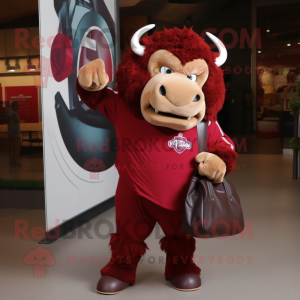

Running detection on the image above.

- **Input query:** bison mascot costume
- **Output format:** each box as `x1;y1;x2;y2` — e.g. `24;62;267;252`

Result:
76;24;238;294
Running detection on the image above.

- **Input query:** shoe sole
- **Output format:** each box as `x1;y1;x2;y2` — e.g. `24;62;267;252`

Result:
96;289;126;295
96;286;201;294
172;285;201;291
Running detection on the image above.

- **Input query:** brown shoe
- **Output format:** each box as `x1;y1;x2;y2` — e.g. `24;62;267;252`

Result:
96;275;130;295
170;273;201;291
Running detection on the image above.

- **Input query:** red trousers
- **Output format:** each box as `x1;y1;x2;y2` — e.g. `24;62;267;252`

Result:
100;177;200;285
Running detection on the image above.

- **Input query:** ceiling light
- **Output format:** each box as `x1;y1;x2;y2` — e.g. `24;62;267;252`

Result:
4;30;15;72
28;64;37;71
26;28;37;71
27;59;36;71
287;40;291;46
258;50;261;53
7;66;16;72
15;59;20;69
5;59;15;72
266;22;270;33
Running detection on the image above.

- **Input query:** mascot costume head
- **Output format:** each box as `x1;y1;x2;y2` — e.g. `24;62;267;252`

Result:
117;24;226;130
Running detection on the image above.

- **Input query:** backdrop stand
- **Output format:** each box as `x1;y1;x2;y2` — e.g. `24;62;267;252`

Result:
39;197;115;244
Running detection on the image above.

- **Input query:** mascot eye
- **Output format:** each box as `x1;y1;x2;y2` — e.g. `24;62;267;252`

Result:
160;66;173;74
187;74;197;82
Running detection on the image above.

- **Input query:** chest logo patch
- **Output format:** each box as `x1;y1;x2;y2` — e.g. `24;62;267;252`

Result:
168;133;192;154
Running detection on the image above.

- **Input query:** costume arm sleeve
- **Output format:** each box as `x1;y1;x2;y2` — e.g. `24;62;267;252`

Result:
76;78;118;124
207;120;238;175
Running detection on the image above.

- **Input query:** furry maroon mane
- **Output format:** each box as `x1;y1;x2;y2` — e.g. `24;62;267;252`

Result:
115;27;225;121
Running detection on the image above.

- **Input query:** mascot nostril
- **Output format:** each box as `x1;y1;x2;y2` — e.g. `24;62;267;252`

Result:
193;95;200;102
159;86;166;96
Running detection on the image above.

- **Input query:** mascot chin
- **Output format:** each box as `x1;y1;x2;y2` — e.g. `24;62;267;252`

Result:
76;24;238;294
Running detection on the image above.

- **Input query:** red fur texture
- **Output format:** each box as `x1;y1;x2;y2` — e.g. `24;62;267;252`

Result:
109;233;148;257
160;236;196;256
160;236;200;280
116;27;225;120
76;79;105;111
208;145;238;175
100;233;149;285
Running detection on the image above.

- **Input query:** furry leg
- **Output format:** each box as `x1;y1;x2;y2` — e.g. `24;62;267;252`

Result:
100;233;149;285
160;236;200;280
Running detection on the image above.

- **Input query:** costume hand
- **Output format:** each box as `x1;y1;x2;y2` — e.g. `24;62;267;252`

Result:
78;59;109;92
195;152;226;183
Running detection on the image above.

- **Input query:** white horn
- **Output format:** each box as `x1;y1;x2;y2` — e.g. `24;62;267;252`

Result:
131;24;155;56
206;32;227;67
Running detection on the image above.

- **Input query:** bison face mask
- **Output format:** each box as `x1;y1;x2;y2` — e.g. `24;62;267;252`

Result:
141;49;208;131
124;24;227;132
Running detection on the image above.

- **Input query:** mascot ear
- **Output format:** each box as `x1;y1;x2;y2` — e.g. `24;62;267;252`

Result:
131;24;155;56
206;32;227;67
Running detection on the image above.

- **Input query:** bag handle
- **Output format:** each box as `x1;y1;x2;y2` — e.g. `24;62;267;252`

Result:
196;120;234;202
206;179;234;202
194;120;207;176
196;120;207;152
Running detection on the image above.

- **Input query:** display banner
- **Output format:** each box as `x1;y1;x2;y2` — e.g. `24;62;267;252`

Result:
5;86;39;123
38;0;120;238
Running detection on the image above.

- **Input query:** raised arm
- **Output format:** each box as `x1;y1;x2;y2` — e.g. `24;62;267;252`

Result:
76;59;119;123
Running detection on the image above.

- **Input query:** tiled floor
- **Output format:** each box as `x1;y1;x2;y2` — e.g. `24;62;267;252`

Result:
0;133;44;181
0;152;44;180
1;154;300;300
